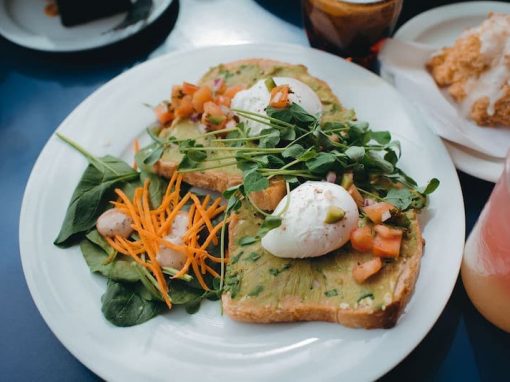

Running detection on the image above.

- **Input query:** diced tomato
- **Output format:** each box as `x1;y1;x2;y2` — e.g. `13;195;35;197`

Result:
352;257;383;284
154;102;174;124
350;226;373;252
363;202;394;224
374;224;403;239
216;95;232;107
182;82;199;95
348;185;364;208
223;84;246;99
191;86;213;113
269;85;290;108
171;85;184;104
201;101;227;130
372;225;403;258
175;95;194;118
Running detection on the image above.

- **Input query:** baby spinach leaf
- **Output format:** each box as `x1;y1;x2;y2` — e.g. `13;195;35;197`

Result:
80;238;139;282
54;134;139;247
168;280;203;305
101;280;165;327
141;171;169;208
54;157;138;247
86;229;116;259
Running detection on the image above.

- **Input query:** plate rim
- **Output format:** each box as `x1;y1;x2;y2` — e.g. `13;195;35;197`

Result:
19;42;465;381
0;0;173;52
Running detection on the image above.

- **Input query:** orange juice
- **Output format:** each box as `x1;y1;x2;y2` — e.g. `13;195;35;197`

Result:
462;152;510;332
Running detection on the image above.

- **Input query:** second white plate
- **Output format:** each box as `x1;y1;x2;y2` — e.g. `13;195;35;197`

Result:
0;0;173;52
391;1;509;182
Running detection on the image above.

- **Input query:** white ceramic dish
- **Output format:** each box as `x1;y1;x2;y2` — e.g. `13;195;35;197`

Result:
391;1;510;182
0;0;173;52
19;43;465;382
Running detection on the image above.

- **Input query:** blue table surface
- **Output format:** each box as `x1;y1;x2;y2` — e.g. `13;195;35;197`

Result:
1;0;509;380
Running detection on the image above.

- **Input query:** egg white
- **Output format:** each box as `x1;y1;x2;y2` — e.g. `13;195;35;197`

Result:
231;77;322;136
261;182;359;258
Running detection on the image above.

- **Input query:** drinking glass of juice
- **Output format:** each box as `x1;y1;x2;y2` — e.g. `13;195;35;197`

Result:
302;0;403;67
462;151;510;333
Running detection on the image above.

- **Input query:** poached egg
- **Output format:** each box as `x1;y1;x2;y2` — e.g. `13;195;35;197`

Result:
231;77;322;136
261;182;359;259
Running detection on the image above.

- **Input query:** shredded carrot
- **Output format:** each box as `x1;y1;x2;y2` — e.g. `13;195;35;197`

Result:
132;139;140;169
191;194;217;245
99;173;227;310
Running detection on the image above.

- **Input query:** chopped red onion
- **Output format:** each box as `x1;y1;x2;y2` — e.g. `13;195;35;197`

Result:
190;112;201;123
364;198;376;207
213;78;224;92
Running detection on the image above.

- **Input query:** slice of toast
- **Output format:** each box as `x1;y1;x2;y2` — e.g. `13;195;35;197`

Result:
154;59;354;211
222;205;423;329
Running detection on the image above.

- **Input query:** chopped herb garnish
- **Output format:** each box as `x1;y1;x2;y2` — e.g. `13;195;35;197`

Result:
357;293;374;303
269;263;292;276
324;289;339;297
239;236;257;246
248;285;264;297
230;251;244;264
245;252;261;262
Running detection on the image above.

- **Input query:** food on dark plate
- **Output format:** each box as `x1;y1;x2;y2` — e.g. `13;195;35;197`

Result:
55;0;131;27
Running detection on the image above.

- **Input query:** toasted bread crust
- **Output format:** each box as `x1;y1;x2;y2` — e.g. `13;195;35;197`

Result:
154;160;287;211
222;214;423;329
154;160;242;191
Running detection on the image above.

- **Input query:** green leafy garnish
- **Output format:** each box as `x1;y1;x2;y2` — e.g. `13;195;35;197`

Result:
54;133;139;247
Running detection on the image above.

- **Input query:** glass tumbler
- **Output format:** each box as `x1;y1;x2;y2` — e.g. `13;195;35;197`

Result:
462;151;510;333
302;0;403;67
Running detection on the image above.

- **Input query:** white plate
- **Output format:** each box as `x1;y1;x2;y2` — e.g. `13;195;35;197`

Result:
0;0;173;52
19;43;465;382
392;1;509;182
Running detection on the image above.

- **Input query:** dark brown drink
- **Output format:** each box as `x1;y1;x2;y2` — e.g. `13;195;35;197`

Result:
302;0;403;66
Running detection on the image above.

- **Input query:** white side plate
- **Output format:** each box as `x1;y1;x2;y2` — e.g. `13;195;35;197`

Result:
19;43;465;382
392;1;510;182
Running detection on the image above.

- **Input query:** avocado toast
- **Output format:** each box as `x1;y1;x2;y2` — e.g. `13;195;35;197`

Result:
55;58;437;329
146;59;435;329
153;59;354;210
224;207;423;329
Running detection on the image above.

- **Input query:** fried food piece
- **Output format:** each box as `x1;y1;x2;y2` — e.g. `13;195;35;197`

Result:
426;13;510;127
